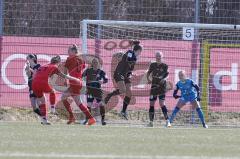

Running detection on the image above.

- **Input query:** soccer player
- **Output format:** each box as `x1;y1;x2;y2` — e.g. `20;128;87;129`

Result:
146;52;171;127
25;54;57;116
82;58;108;125
104;40;142;120
32;55;80;125
169;70;208;128
61;44;96;125
25;54;41;116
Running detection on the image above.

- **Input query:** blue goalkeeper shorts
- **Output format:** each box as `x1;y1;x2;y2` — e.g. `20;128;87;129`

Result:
180;94;197;103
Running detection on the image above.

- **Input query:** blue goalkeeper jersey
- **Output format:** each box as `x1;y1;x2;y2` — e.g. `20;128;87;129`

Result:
176;79;198;100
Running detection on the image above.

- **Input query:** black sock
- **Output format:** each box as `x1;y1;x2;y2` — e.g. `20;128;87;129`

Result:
149;106;155;122
33;108;41;116
100;106;105;121
122;96;131;113
105;89;120;104
161;105;169;120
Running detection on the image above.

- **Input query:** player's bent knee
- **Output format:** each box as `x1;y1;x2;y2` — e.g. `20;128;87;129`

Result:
72;95;83;105
149;95;157;102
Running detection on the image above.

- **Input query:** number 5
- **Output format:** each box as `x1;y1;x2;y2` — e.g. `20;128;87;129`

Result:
183;27;194;40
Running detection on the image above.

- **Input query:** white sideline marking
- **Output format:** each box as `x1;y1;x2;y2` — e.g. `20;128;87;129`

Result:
0;153;238;159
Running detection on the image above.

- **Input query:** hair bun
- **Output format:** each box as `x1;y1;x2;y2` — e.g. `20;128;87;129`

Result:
72;44;78;48
129;40;140;46
33;54;37;60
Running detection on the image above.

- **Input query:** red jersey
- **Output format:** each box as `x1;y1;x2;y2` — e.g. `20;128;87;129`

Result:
65;55;85;78
64;55;85;94
32;64;59;97
34;64;59;84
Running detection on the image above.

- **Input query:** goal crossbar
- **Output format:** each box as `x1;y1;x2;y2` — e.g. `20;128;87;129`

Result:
80;19;240;54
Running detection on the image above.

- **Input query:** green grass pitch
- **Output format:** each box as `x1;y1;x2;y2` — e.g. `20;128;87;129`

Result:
0;122;240;159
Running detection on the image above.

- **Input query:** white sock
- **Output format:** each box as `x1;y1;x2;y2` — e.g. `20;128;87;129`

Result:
51;105;56;113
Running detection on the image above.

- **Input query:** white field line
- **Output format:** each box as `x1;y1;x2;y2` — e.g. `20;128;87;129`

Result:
0;153;238;159
0;121;240;130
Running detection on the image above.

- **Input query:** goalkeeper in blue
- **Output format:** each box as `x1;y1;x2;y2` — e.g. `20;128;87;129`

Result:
169;70;208;128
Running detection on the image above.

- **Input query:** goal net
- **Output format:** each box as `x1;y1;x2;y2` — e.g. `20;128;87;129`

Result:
80;20;240;127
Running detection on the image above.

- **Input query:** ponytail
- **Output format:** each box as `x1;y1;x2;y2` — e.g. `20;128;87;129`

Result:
27;54;37;64
129;40;142;52
69;44;79;54
51;55;61;64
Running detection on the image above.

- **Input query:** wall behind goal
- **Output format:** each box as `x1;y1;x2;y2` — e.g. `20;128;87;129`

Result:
3;0;240;37
1;36;240;113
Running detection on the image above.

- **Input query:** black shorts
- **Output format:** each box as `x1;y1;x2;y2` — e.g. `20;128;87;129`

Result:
86;86;103;103
28;80;37;98
113;72;131;84
149;81;167;101
149;94;166;101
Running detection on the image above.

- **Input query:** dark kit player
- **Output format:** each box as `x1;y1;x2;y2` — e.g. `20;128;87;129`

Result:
146;52;171;127
25;54;41;116
82;58;108;125
104;40;143;120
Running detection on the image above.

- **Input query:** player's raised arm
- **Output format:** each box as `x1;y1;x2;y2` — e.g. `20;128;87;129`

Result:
25;61;32;77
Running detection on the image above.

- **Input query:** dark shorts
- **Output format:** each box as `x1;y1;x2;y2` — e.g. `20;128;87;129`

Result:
149;81;167;101
149;94;166;101
86;86;103;103
28;80;37;98
113;72;131;84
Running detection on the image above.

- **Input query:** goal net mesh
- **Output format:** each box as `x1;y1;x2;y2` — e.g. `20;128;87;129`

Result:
82;21;240;127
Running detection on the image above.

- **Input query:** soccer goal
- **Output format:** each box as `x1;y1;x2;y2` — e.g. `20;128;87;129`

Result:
80;19;240;127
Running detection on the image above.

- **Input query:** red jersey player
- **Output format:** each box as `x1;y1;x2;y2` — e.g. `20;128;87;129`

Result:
32;55;80;125
61;44;96;125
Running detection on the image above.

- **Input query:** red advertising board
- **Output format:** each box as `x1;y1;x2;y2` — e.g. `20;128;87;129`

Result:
1;36;240;112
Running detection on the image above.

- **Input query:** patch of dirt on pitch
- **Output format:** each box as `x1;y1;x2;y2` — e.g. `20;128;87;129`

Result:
0;107;38;121
0;107;65;123
1;106;240;126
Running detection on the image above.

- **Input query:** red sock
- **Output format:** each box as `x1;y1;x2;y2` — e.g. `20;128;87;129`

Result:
39;104;47;117
49;92;56;106
63;99;74;118
79;103;93;119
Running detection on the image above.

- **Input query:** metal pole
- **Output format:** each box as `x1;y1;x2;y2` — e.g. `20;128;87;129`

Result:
192;0;200;81
81;20;88;54
0;0;4;106
95;0;103;56
190;0;200;125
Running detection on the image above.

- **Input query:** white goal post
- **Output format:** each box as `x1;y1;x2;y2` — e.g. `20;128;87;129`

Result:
80;19;240;127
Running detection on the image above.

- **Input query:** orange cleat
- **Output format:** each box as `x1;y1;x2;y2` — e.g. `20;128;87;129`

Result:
87;117;96;126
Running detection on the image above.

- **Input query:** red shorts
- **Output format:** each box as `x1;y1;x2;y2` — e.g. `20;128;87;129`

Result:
32;79;54;98
68;81;82;95
68;70;82;95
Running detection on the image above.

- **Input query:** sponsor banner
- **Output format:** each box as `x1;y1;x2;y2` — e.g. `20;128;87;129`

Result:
1;36;239;112
209;47;240;112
